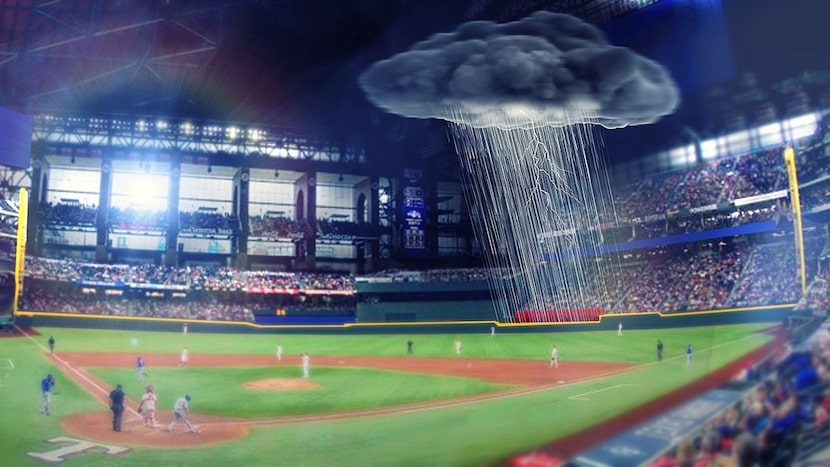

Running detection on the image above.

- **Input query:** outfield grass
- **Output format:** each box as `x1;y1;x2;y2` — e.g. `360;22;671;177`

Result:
1;322;775;466
33;323;769;362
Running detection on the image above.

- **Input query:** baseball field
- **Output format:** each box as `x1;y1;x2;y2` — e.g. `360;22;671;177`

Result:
0;322;776;466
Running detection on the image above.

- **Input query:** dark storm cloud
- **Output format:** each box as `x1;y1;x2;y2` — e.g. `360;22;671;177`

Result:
359;11;679;129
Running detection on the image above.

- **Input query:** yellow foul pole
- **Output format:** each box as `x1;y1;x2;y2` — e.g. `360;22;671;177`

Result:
13;188;28;315
783;147;807;297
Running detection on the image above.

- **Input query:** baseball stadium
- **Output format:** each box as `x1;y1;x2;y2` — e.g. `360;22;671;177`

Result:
1;1;829;466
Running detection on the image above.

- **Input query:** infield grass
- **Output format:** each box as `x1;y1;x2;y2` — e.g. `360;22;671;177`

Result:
88;366;512;417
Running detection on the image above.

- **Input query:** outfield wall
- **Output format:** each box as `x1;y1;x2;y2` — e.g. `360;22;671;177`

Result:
355;279;496;322
13;305;793;335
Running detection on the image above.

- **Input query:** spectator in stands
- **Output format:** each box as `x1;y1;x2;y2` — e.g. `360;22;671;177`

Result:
730;432;759;467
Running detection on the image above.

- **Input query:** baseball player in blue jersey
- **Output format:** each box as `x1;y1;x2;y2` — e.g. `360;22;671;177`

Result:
40;374;55;415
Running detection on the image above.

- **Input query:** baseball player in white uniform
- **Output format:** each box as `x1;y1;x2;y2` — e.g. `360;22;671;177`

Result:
301;353;310;378
275;344;283;362
138;385;158;427
454;336;462;355
550;345;559;369
165;394;198;433
180;347;190;368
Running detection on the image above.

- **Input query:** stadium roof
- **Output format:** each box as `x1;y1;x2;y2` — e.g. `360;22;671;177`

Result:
0;0;828;167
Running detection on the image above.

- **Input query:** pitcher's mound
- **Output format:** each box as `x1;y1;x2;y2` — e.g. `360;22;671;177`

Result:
243;378;320;391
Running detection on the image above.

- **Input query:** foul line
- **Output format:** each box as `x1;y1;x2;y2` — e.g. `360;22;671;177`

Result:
568;383;638;401
15;325;143;420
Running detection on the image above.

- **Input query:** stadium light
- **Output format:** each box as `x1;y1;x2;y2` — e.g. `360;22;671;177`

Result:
181;121;194;135
227;126;239;139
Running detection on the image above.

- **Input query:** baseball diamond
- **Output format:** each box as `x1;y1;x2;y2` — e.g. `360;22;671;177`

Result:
0;321;779;466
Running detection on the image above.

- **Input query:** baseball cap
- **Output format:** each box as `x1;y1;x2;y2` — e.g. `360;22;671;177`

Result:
185;394;191;401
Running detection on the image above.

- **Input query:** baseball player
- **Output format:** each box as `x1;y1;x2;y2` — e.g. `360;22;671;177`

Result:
136;355;148;380
618;322;623;336
138;385;158;427
657;339;664;362
550;345;559;369
40;374;56;415
301;353;310;379
48;336;55;355
275;344;283;362
686;344;694;366
165;394;198;433
180;347;190;368
454;336;462;355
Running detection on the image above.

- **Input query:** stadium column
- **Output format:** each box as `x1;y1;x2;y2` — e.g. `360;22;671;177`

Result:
369;177;381;272
234;168;250;269
353;177;379;274
164;159;181;267
26;148;47;256
94;158;113;263
296;172;316;270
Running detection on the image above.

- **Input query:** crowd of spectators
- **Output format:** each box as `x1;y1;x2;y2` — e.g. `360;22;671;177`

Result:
613;120;830;226
109;207;166;231
24;257;355;293
248;215;313;239
40;202;97;227
726;233;825;309
795;256;830;315
614;245;745;313
179;211;236;235
800;181;830;213
359;268;495;283
22;218;830;322
514;226;827;317
649;322;830;467
18;290;256;322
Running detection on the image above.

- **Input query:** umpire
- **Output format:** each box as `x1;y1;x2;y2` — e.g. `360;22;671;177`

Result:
109;384;126;432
